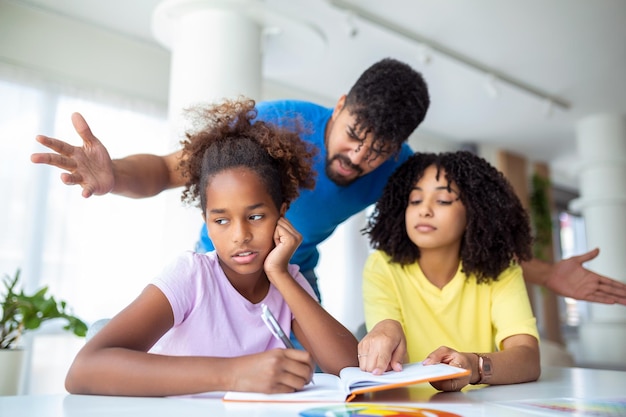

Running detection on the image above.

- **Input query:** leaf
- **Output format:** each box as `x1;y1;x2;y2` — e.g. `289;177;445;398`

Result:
1;269;87;349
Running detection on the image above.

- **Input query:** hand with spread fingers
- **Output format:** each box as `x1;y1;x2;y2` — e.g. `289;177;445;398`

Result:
31;112;115;198
357;319;407;375
545;248;626;305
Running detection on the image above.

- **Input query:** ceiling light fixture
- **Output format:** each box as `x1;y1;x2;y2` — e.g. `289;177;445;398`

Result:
328;0;570;111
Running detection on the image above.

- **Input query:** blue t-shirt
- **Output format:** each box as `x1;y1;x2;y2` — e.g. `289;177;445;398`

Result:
198;100;413;273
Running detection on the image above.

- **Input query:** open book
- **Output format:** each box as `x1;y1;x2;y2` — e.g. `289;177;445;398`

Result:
223;361;470;403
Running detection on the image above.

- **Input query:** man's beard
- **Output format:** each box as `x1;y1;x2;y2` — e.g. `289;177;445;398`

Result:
325;154;363;186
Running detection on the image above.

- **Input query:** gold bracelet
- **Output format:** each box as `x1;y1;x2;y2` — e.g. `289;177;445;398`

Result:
470;353;493;384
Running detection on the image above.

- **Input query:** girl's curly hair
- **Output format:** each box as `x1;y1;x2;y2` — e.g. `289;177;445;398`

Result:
178;98;317;213
363;151;533;283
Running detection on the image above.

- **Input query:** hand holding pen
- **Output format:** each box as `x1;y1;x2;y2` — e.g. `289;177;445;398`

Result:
261;304;314;384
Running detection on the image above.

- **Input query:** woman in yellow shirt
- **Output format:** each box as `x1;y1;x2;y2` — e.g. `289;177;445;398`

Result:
358;151;540;391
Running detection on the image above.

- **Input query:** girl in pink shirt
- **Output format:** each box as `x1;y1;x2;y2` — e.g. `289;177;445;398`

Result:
65;98;358;397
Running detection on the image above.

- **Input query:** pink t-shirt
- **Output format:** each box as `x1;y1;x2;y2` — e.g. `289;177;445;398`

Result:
149;251;317;357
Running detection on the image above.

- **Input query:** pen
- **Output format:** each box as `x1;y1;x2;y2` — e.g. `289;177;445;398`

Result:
261;303;295;349
261;304;315;385
261;304;314;385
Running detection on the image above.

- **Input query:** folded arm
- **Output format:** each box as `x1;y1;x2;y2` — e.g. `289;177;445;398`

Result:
265;219;358;376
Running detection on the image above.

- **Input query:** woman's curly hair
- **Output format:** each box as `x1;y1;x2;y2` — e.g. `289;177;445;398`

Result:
363;151;533;283
178;98;317;213
345;58;429;159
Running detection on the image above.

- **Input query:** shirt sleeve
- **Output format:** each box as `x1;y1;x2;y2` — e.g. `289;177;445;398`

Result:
491;264;540;349
362;251;404;332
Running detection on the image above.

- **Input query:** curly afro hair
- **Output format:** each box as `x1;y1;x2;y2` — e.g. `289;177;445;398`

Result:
363;151;533;283
178;98;317;214
345;58;429;158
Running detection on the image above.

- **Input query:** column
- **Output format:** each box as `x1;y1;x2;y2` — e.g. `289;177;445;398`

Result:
152;0;262;137
571;113;626;368
151;0;262;259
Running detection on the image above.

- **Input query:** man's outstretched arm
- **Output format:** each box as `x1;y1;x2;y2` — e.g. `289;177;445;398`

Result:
521;248;626;305
31;112;185;198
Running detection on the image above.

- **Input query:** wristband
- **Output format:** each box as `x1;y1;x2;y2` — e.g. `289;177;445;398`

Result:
471;353;493;384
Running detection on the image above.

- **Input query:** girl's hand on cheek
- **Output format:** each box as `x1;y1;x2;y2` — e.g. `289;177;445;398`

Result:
264;217;302;277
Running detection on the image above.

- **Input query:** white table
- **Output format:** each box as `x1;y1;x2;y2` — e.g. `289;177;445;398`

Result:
1;367;624;417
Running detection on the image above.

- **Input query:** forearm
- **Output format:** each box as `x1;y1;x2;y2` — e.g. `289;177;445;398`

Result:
275;274;358;375
66;349;237;396
471;337;540;385
520;257;551;286
111;152;184;198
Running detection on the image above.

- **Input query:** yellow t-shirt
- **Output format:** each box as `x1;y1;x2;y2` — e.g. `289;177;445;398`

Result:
363;250;539;362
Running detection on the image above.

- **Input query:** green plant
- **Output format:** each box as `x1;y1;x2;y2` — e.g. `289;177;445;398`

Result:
1;269;87;349
529;172;553;262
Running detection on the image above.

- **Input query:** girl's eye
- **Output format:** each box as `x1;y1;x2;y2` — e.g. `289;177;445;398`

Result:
249;214;263;221
437;200;454;205
409;199;422;206
215;218;229;225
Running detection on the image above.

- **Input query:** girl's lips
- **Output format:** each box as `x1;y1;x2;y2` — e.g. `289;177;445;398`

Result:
415;224;436;232
231;251;258;264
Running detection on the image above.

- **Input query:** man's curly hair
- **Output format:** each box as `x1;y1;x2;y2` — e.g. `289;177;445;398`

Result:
178;98;317;214
345;58;429;159
363;151;533;283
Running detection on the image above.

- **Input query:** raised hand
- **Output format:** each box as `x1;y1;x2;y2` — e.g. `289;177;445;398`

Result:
228;348;314;394
31;112;114;198
546;248;626;305
357;319;406;375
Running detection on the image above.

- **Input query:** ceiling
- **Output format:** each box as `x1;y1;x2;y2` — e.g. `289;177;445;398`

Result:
10;0;626;190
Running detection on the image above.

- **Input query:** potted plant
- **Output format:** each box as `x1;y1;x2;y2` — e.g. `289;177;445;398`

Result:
1;269;88;395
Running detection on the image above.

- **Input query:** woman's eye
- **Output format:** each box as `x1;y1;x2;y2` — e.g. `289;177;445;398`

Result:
409;200;422;205
437;200;454;205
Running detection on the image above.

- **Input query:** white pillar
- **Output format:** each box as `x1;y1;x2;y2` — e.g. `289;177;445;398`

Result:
151;0;262;260
571;113;626;368
153;0;262;137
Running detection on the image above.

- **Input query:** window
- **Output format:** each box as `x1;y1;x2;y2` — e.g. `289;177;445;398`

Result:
0;67;190;394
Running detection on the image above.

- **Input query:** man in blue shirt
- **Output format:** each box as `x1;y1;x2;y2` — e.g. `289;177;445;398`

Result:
32;58;626;305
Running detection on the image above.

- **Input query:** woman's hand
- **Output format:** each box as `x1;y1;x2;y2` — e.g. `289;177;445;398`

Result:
422;346;474;391
357;319;406;375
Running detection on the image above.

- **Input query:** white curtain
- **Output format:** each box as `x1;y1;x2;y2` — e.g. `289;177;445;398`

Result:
0;64;190;394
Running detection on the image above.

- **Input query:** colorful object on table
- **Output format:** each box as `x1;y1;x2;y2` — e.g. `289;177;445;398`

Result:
299;403;463;417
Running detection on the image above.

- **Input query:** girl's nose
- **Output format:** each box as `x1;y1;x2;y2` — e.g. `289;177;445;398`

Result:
233;222;252;243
